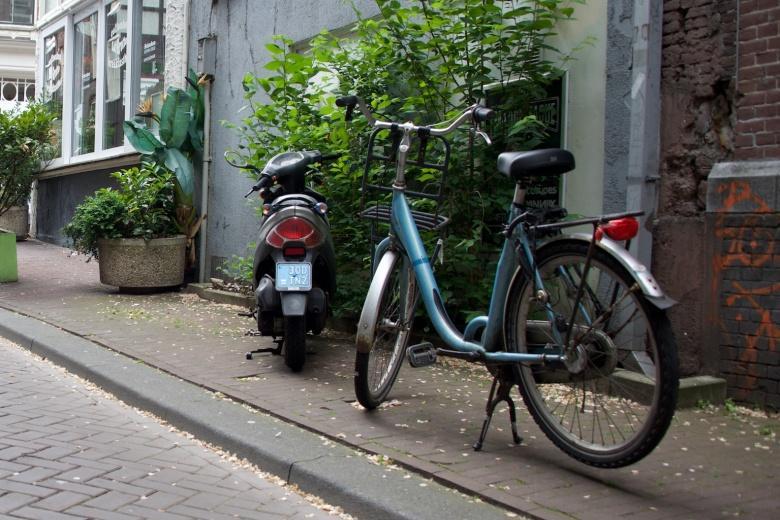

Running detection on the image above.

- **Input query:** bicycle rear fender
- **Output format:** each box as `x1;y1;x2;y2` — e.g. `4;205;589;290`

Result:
356;250;398;353
540;234;677;310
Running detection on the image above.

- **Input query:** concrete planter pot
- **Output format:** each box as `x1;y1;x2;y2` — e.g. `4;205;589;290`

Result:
0;230;18;282
97;235;186;290
0;206;29;241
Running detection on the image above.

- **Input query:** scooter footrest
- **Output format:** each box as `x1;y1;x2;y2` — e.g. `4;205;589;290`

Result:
407;342;437;367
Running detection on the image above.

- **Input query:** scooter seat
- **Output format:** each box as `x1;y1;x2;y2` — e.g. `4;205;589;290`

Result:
497;149;575;181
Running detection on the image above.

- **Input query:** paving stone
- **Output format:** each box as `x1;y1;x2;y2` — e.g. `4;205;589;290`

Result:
0;492;37;513
34;491;91;512
0;338;355;520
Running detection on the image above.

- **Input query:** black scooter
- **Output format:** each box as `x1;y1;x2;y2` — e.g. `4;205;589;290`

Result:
226;150;337;371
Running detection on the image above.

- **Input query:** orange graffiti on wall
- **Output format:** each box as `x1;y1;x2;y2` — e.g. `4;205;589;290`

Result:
711;180;778;400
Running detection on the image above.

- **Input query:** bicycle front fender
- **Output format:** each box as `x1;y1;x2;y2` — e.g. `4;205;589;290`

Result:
356;250;398;353
541;234;677;310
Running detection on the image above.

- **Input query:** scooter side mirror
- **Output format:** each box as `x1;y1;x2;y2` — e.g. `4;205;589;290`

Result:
224;150;248;169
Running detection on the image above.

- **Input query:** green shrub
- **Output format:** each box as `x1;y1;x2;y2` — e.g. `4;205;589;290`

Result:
63;164;178;260
228;0;578;320
0;102;55;218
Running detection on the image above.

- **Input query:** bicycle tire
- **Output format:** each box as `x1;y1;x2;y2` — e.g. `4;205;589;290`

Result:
283;316;306;372
355;251;416;409
505;241;678;468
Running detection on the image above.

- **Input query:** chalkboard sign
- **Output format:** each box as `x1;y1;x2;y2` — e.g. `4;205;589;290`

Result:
485;77;565;208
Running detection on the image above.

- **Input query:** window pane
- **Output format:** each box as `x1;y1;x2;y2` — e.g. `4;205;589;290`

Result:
1;0;34;24
138;0;165;125
72;13;98;156
104;0;128;149
42;28;64;158
39;0;58;16
13;0;33;24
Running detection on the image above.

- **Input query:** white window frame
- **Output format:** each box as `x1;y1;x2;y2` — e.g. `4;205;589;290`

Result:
38;15;69;169
37;0;157;173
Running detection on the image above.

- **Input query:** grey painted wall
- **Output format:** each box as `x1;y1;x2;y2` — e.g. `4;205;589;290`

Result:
188;0;379;277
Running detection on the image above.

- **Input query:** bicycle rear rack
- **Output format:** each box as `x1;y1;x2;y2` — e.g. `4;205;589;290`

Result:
359;127;451;247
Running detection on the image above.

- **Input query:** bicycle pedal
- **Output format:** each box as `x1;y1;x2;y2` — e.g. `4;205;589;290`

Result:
407;342;437;367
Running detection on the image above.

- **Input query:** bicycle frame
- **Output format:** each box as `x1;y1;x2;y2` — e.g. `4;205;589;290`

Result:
372;169;566;366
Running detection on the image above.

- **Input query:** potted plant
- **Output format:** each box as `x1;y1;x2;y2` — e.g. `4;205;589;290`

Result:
0;102;55;282
124;70;206;272
63;163;186;290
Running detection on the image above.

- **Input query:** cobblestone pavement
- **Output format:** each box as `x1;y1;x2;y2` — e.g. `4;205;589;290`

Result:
0;336;345;519
2;240;779;519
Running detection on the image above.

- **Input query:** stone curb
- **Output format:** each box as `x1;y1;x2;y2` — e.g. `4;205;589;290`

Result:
0;307;516;520
184;282;255;308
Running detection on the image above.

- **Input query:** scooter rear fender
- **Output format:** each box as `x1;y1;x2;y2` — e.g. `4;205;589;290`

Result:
280;293;308;316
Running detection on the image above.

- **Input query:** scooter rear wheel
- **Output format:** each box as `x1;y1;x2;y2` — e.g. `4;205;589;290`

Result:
284;316;306;372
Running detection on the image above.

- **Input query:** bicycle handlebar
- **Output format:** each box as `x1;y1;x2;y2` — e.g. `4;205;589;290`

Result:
335;95;493;141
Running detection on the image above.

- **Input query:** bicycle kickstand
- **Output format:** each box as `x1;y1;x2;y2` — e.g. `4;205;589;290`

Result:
473;368;522;451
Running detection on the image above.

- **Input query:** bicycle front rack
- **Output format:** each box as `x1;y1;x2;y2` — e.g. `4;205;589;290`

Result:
359;127;451;250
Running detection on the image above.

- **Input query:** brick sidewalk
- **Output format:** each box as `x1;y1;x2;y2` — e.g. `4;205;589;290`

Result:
2;240;778;519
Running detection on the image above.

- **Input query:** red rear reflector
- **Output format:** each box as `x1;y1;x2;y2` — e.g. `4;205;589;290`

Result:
266;217;321;247
597;217;639;242
283;247;306;257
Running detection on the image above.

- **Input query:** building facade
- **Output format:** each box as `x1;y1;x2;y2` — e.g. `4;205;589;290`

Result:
32;0;187;243
0;0;36;111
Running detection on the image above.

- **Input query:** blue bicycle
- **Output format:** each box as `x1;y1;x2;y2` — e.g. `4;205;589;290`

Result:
337;96;679;468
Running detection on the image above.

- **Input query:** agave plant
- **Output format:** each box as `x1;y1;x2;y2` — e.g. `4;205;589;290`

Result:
123;69;206;268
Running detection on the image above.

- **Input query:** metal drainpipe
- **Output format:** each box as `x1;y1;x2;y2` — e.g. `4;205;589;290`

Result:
626;0;663;268
198;77;212;283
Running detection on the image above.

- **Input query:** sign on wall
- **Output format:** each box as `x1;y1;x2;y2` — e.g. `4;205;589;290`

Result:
485;77;565;208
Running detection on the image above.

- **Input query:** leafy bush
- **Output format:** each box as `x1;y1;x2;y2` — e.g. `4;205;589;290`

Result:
229;0;577;320
0;102;55;218
63;164;178;260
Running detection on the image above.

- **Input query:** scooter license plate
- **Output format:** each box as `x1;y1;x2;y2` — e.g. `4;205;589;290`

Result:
275;262;312;291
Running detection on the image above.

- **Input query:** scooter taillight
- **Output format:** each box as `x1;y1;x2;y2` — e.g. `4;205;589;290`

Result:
266;217;322;248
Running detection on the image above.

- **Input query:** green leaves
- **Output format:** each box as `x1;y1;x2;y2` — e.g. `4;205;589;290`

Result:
62;165;178;260
123;121;164;154
226;0;578;319
0;102;56;217
162;148;194;199
159;87;192;149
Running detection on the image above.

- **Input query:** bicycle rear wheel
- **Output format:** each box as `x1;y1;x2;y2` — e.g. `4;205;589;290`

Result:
355;251;417;409
505;241;678;468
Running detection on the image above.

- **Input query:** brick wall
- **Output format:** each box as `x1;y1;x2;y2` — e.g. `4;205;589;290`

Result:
705;163;780;409
714;211;780;409
660;0;737;216
735;0;780;160
656;0;739;377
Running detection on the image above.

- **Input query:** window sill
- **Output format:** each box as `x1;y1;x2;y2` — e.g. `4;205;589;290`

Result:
38;150;141;180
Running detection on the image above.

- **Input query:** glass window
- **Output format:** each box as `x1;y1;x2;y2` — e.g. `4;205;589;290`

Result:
72;13;98;156
138;0;165;125
0;0;34;25
42;28;65;157
39;0;59;16
104;0;128;149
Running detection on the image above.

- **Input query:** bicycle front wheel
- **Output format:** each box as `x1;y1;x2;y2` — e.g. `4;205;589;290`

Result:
505;241;678;468
355;251;417;409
